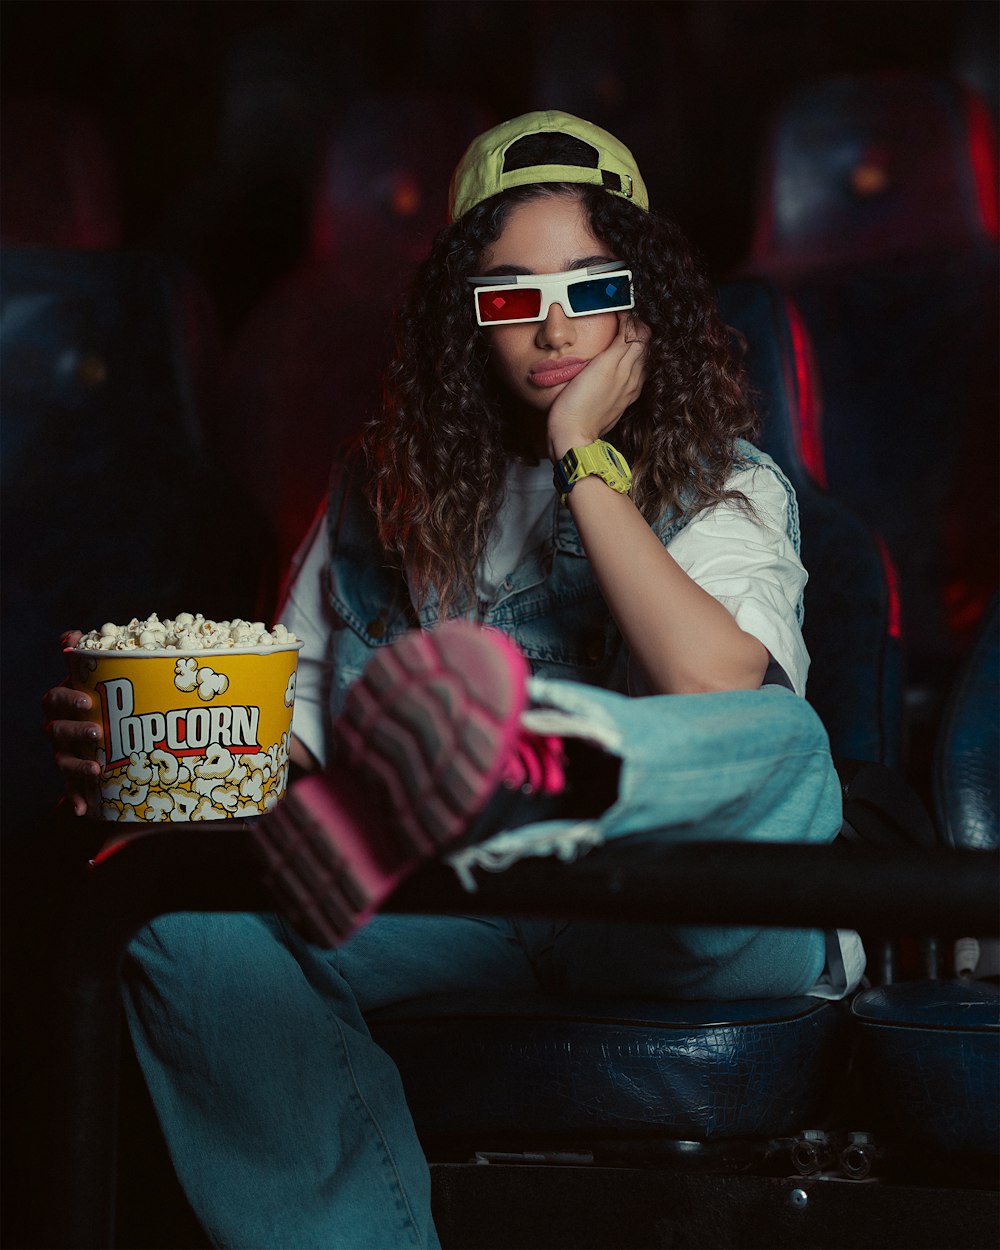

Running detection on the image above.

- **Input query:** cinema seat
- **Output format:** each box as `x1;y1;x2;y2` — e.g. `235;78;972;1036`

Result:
744;72;999;725
0;93;121;250
215;91;491;597
850;596;999;1182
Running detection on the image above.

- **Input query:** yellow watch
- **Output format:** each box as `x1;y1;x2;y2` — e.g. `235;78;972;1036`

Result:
553;439;632;505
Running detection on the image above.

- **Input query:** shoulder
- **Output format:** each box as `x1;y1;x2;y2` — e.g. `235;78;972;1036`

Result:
723;441;801;553
665;443;805;591
728;441;795;499
653;442;800;552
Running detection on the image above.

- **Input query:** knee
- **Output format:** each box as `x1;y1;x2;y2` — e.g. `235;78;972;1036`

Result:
125;911;289;994
670;926;828;1000
761;688;832;757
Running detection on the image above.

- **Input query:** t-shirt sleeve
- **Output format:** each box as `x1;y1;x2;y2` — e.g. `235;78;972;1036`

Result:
277;504;337;768
665;465;811;696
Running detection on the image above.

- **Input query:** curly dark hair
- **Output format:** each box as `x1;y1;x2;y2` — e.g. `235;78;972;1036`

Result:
361;182;759;614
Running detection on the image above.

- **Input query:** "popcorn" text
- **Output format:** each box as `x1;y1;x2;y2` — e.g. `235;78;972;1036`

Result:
100;676;261;767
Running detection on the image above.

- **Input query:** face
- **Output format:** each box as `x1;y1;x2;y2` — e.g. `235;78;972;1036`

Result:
476;192;622;416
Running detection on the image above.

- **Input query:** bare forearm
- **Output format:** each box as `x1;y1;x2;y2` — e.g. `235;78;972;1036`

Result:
566;476;769;694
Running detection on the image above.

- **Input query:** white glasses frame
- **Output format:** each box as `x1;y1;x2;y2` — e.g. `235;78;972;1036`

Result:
468;260;634;326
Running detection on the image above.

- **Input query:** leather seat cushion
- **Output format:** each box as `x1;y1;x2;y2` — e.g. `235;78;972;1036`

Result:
852;980;1000;1155
369;994;850;1143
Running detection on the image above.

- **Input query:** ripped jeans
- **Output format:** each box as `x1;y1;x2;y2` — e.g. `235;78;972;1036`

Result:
123;683;842;1249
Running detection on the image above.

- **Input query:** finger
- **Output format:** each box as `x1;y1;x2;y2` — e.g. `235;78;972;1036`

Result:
54;751;102;781
42;686;94;717
63;777;100;819
46;718;102;752
60;629;84;649
616;312;635;346
83;774;103;815
620;312;651;345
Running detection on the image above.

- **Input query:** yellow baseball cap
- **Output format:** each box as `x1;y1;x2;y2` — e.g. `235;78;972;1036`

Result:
448;110;649;221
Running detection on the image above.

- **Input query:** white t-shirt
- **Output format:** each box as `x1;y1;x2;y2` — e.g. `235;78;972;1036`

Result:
280;460;809;767
475;460;554;607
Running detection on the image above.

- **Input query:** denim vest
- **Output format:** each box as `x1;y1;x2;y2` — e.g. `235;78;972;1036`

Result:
323;440;801;715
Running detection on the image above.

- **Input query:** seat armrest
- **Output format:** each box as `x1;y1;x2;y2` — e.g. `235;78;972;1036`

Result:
835;758;938;848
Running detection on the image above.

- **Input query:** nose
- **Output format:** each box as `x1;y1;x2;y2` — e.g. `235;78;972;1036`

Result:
535;301;576;349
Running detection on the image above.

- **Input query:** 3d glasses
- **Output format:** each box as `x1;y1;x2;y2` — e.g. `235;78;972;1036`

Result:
469;261;634;326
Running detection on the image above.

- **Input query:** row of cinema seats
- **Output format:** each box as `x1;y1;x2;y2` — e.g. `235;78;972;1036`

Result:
728;72;1000;1222
198;71;1000;751
3;74;994;723
0;88;491;835
2;72;997;1247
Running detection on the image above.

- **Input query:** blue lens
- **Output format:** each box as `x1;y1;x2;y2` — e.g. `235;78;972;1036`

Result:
568;274;632;314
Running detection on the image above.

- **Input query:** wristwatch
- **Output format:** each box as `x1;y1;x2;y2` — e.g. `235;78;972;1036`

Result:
553;439;633;504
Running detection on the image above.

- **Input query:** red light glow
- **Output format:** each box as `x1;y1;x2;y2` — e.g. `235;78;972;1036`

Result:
783;297;828;489
965;89;999;241
874;535;903;640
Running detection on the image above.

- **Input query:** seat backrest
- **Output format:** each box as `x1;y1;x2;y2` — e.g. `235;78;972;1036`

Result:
750;71;998;270
217;91;491;592
0;94;121;250
718;278;903;766
744;73;999;691
308;90;491;272
952;1;999;136
933;593;999;849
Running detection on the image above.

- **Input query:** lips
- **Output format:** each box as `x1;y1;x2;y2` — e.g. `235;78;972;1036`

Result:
528;357;589;388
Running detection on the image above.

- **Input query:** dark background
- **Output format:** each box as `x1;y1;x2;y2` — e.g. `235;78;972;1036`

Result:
3;0;995;333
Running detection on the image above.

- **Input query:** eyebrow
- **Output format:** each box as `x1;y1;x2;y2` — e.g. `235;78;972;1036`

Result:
480;254;617;278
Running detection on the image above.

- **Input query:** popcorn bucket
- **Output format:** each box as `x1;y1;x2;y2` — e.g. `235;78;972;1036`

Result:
67;643;302;822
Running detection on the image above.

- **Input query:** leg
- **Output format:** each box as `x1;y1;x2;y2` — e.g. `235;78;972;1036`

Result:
467;682;839;1000
459;680;841;865
541;916;828;1001
248;624;839;998
123;910;538;1249
250;622;558;947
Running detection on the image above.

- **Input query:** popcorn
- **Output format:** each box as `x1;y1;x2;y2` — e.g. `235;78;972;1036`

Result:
173;658;200;692
173;792;199;820
76;613;298;652
149;749;179;786
174;658;230;701
196;743;235;780
120;779;149;807
145;793;175;821
240;770;266;804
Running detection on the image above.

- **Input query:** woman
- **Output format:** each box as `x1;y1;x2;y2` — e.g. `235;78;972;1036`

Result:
45;112;861;1248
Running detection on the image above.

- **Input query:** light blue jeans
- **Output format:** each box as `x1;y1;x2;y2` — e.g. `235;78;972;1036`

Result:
123;684;840;1249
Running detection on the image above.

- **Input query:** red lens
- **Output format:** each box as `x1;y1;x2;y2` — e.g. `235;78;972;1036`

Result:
477;287;542;322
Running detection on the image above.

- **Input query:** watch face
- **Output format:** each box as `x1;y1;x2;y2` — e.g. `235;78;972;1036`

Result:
557;440;632;500
601;443;629;477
